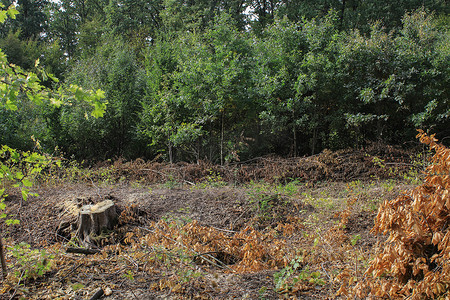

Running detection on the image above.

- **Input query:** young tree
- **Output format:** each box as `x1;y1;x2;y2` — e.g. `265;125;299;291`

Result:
54;36;145;159
140;13;256;163
338;9;449;145
0;3;105;278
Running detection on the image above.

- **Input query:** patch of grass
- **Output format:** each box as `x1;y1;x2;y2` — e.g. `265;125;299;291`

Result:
193;169;227;189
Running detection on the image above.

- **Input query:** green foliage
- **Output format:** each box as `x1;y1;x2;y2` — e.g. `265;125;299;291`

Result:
8;242;55;280
140;12;257;163
71;283;85;291
350;234;361;246
0;0;47;40
0;30;42;70
105;0;161;47
0;2;18;24
52;37;143;159
1;2;449;162
122;269;134;281
0;144;52;224
0;4;106;282
274;255;325;293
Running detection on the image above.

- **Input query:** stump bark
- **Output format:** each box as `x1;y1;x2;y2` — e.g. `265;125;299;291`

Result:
77;200;117;247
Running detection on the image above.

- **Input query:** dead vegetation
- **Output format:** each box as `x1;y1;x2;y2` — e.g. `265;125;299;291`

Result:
1;138;446;299
56;142;418;186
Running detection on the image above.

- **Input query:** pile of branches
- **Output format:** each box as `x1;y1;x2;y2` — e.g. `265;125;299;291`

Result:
105;144;416;185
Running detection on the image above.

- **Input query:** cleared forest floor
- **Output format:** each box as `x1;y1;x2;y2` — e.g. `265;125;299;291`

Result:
0;148;423;299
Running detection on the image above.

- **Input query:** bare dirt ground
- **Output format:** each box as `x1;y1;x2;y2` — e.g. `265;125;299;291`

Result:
0;147;421;299
2;179;415;299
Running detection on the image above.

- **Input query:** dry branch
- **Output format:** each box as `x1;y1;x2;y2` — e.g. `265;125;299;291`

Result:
66;247;101;255
89;288;104;300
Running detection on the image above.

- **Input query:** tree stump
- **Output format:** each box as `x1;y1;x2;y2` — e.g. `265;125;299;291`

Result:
77;200;117;247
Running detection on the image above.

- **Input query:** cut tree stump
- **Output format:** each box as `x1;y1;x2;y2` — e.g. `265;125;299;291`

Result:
77;200;117;247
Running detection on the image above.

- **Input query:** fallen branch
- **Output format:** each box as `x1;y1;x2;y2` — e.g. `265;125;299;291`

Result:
89;288;104;300
210;226;238;233
66;247;101;255
59;263;82;281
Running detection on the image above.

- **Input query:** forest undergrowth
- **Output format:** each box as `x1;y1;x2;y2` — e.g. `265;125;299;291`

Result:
0;133;448;299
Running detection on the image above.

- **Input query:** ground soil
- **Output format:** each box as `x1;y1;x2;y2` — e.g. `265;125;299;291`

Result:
0;149;420;299
1;178;415;299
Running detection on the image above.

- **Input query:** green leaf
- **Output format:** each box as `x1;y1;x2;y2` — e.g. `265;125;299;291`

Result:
6;6;19;19
95;89;105;99
5;99;18;111
47;73;59;83
22;179;33;187
91;101;107;118
21;189;28;201
71;283;85;291
0;11;7;23
6;219;20;225
15;172;24;180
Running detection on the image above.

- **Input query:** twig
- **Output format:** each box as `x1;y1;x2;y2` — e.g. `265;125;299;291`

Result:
210;226;238;233
316;231;334;256
138;226;235;272
139;169;195;186
59;263;83;281
130;288;140;300
9;270;25;300
87;175;102;199
55;232;70;242
232;208;248;225
321;262;332;281
122;254;139;270
383;162;415;166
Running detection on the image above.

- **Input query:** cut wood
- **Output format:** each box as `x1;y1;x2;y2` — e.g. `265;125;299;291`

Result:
66;247;101;255
77;200;117;247
89;288;104;300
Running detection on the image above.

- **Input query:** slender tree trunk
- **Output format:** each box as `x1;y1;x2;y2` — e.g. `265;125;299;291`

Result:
340;0;346;28
196;140;200;164
168;135;173;164
292;109;297;157
0;235;7;279
220;112;224;166
209;126;213;162
311;127;317;156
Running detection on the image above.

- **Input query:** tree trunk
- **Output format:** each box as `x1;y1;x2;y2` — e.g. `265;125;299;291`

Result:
311;126;318;156
168;136;173;164
220;111;224;166
77;200;117;248
292;108;297;157
340;0;347;29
